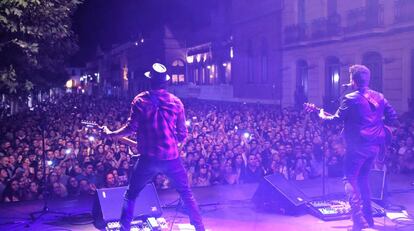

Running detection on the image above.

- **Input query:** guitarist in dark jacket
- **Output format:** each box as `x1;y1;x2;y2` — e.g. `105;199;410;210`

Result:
317;64;398;230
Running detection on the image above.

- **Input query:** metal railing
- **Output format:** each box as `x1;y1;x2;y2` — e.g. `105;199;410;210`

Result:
284;23;308;44
311;14;341;39
345;4;384;33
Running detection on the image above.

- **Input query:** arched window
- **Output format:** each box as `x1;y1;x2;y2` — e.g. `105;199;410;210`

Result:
362;52;383;92
327;0;337;16
260;38;268;83
411;49;414;105
171;59;185;84
247;39;254;83
295;60;308;107
324;56;341;110
298;0;306;24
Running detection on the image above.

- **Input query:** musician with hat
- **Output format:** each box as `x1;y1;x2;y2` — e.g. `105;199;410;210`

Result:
103;63;205;231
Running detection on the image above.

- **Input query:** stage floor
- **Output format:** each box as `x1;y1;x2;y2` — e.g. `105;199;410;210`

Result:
1;174;413;231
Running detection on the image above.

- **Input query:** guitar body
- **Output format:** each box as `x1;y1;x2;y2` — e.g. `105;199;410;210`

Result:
304;102;395;169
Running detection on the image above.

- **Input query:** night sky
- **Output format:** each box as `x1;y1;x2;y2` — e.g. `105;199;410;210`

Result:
71;0;216;66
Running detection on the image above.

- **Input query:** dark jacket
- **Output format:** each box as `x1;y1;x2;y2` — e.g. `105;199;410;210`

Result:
325;87;398;147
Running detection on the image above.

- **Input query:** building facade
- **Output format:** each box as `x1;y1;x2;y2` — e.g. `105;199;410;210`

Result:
281;0;414;113
231;0;283;101
84;0;414;112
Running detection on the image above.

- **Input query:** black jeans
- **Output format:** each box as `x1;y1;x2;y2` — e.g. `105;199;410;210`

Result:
120;156;204;231
343;144;379;226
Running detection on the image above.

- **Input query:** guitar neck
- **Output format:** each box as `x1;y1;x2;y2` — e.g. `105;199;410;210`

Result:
303;103;333;117
81;120;137;146
119;137;137;147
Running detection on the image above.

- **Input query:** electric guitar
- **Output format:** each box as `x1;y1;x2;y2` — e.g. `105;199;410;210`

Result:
303;102;394;145
81;120;138;147
303;102;333;117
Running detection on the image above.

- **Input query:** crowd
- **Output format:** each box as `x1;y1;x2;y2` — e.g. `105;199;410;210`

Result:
0;93;413;203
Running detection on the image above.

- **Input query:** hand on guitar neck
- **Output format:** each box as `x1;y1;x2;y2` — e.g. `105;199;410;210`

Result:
81;121;137;147
303;102;333;119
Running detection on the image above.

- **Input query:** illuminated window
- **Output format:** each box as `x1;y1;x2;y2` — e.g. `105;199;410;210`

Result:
171;59;185;84
224;62;232;84
123;65;128;81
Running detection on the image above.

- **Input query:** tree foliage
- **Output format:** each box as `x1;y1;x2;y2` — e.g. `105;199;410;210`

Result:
0;0;82;95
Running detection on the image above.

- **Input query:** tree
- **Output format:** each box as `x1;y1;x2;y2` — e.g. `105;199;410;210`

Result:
0;0;82;95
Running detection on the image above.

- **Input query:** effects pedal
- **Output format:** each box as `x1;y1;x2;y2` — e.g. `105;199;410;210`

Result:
307;198;385;221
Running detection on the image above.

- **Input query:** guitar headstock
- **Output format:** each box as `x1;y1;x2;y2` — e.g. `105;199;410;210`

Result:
303;102;321;113
81;120;100;129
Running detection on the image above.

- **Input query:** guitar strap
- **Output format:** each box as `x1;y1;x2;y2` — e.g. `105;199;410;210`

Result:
360;90;390;164
360;91;379;111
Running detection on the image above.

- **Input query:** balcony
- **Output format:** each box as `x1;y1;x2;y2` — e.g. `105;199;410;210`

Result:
395;0;414;23
311;14;342;39
345;5;384;33
284;23;308;44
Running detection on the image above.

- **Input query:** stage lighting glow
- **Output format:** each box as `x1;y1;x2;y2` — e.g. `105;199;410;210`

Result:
235;126;238;130
88;136;95;142
65;149;71;154
65;80;73;88
186;55;194;63
185;120;191;126
243;132;250;139
47;160;53;166
333;71;340;83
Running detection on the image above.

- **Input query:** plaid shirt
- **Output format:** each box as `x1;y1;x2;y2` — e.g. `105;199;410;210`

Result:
125;89;187;160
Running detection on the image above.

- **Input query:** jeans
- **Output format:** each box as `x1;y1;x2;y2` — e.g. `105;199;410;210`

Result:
120;156;204;231
343;144;379;227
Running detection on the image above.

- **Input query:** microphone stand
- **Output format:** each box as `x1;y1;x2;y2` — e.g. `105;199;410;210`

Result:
321;85;350;198
30;110;68;223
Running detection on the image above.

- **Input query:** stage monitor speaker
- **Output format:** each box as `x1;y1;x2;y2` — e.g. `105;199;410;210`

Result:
369;169;386;200
252;173;309;215
92;183;162;229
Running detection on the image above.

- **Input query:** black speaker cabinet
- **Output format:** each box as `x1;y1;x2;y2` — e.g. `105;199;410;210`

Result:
92;183;162;228
252;173;309;215
369;169;386;201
